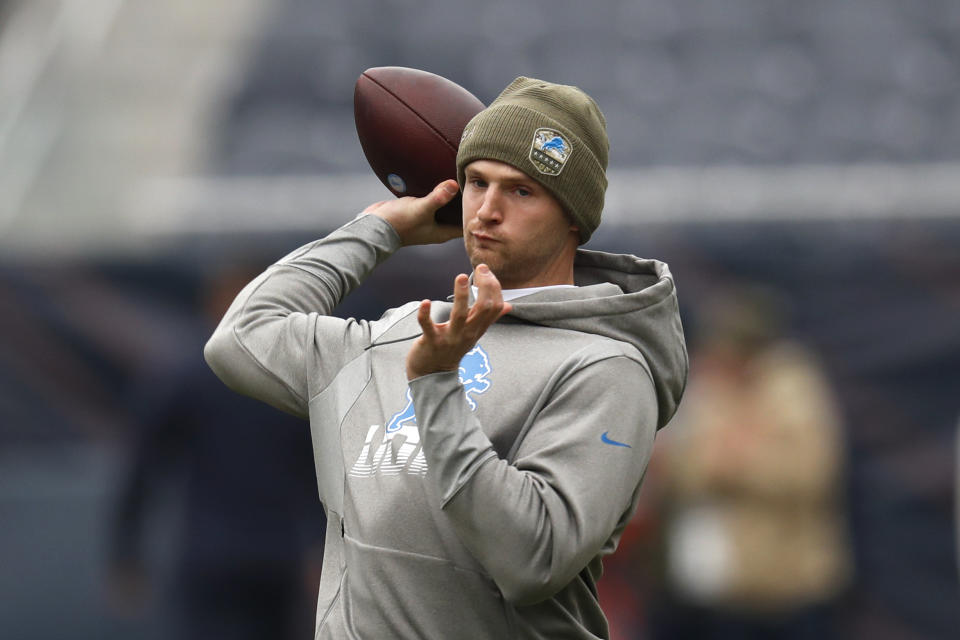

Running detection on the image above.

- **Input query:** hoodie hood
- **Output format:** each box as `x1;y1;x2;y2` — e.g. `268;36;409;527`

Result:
501;249;688;429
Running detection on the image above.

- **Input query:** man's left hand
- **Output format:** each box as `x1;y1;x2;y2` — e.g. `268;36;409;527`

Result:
406;265;512;380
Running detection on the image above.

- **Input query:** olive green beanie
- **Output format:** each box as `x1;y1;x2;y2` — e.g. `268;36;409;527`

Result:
456;77;609;244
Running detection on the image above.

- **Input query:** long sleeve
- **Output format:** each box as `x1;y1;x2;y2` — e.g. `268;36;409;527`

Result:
203;214;402;417
409;349;659;606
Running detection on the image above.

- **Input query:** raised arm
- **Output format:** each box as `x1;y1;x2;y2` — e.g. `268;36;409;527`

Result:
203;181;462;417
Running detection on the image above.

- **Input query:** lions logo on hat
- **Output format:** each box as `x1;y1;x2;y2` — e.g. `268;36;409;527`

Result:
529;128;572;176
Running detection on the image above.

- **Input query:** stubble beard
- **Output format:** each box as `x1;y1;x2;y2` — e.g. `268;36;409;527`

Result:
465;239;550;290
465;236;515;284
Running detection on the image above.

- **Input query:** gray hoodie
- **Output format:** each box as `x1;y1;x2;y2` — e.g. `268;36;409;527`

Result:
205;214;687;639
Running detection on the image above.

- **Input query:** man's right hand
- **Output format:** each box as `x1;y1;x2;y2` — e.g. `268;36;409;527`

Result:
363;179;463;246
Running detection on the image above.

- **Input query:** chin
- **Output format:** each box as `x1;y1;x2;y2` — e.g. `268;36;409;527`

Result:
468;248;500;270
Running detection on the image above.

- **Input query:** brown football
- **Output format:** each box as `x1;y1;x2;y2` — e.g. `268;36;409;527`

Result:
354;67;485;226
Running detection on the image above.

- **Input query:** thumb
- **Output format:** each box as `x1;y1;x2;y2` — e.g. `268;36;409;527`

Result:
424;180;459;211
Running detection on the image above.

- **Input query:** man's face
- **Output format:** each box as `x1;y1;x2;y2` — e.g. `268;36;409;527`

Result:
461;160;579;289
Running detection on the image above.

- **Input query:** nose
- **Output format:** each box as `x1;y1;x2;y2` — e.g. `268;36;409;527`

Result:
476;186;503;224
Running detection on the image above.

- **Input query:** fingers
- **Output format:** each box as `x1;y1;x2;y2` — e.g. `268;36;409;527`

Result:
431;180;460;207
366;180;462;246
449;273;470;332
471;264;511;329
415;299;435;339
424;182;462;242
416;180;460;217
437;223;465;243
407;266;512;380
420;266;508;345
473;265;501;304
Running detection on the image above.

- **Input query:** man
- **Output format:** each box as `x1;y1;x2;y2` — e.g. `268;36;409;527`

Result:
205;77;687;639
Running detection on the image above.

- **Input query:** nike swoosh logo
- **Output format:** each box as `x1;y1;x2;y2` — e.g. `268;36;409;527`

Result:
601;431;631;448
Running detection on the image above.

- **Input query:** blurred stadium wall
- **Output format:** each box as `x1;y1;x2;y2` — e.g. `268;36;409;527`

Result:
1;1;958;639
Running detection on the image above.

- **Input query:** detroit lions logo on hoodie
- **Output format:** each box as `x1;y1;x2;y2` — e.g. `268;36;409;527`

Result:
348;345;492;477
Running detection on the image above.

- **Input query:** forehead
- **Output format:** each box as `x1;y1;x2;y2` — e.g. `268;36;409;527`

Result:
464;159;532;182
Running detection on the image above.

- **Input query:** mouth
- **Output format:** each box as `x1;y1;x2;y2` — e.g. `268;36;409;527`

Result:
470;231;500;243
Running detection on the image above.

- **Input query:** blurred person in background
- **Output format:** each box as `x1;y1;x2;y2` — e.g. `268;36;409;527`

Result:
648;285;852;640
107;263;326;640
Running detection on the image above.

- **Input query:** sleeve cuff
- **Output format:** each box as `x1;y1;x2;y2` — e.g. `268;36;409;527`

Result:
345;212;403;251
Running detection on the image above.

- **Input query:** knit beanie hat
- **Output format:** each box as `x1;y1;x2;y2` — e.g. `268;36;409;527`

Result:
456;77;609;244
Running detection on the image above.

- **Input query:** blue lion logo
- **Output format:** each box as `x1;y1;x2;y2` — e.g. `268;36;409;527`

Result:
541;136;566;154
458;345;491;410
385;345;492;433
385;389;418;434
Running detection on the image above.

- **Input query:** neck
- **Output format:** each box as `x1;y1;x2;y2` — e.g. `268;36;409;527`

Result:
499;270;575;290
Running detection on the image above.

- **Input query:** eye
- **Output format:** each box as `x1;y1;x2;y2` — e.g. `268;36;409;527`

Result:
515;186;532;197
469;178;487;189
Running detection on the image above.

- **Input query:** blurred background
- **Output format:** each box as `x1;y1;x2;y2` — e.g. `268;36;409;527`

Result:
1;0;958;638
